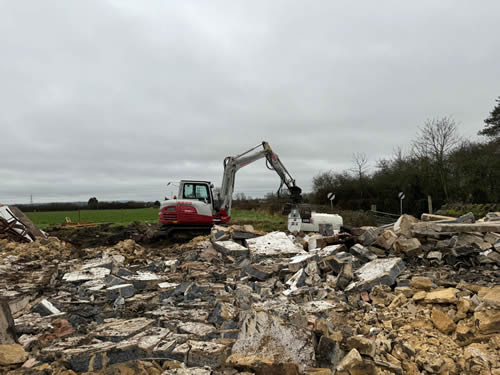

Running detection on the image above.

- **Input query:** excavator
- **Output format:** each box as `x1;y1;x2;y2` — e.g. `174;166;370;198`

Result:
158;141;302;236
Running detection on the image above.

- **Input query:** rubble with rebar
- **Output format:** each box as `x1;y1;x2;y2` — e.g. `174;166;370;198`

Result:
0;213;499;374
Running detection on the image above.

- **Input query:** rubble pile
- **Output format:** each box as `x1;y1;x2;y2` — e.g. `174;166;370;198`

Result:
0;213;499;374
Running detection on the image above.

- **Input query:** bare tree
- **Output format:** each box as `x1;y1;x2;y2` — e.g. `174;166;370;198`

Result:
351;152;368;180
412;116;460;200
351;152;368;199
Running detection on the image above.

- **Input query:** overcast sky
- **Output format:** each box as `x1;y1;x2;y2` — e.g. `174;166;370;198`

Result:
1;1;499;204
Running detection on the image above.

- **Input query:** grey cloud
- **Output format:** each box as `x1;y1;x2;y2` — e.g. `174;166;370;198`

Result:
1;1;499;204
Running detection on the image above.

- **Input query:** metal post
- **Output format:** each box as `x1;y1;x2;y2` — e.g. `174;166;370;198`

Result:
428;195;433;214
398;192;405;216
330;200;333;210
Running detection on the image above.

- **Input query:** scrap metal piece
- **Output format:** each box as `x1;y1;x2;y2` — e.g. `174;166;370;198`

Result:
0;206;36;243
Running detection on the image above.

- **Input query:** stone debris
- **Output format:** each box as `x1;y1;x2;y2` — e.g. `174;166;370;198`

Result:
232;310;315;370
0;344;28;365
0;301;16;345
0;214;499;374
345;257;405;292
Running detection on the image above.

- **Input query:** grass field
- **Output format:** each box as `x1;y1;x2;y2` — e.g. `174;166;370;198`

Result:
26;208;287;232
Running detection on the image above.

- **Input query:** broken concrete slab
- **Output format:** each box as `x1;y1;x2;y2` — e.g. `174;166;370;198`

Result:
187;340;228;368
349;244;377;263
454;233;492;251
288;253;317;272
178;322;216;339
1;291;31;317
427;251;443;261
106;284;136;301
93;318;154;342
336;263;353;290
393;237;422;256
123;271;161;290
0;300;16;344
284;268;307;295
44;340;136;373
213;240;249;257
393;214;419;237
63;267;111;282
31;299;61;316
245;232;304;258
430;222;500;233
357;227;381;246
376;230;398;250
243;264;274;281
484;232;500;245
232;310;315;370
345;258;405;292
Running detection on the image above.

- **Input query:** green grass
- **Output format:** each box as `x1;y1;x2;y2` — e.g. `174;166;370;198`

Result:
26;208;159;229
26;207;287;232
231;209;287;232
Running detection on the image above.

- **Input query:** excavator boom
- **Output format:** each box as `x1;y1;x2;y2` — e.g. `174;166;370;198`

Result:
218;141;302;216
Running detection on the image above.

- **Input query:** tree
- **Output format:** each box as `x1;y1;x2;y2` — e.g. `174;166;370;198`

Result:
412;117;460;201
350;152;368;180
88;197;98;208
350;152;368;199
479;96;500;139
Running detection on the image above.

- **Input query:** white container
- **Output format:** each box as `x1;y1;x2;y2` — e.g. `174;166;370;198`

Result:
288;207;343;233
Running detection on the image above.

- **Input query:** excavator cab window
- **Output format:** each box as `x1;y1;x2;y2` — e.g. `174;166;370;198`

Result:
183;183;211;203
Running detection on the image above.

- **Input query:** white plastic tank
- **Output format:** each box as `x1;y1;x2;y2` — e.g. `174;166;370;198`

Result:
288;207;343;233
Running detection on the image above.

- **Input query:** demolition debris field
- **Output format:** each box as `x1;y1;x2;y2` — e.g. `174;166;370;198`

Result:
26;208;287;232
1;206;499;374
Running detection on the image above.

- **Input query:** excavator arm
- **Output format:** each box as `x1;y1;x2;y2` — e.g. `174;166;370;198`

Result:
217;141;302;217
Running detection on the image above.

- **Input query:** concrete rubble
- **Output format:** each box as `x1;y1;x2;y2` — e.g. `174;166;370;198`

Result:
0;212;499;374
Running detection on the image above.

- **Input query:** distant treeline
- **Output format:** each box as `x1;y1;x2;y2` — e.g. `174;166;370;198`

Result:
311;102;500;216
18;200;160;212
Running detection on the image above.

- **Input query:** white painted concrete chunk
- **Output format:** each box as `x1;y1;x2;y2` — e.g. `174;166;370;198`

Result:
125;271;160;281
158;282;179;289
39;299;61;315
213;240;249;256
315;244;344;258
81;279;106;291
63;267;111;282
245;232;304;257
345;257;405;292
232;310;315;369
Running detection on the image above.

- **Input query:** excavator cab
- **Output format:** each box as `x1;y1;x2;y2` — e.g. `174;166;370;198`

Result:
181;181;213;205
